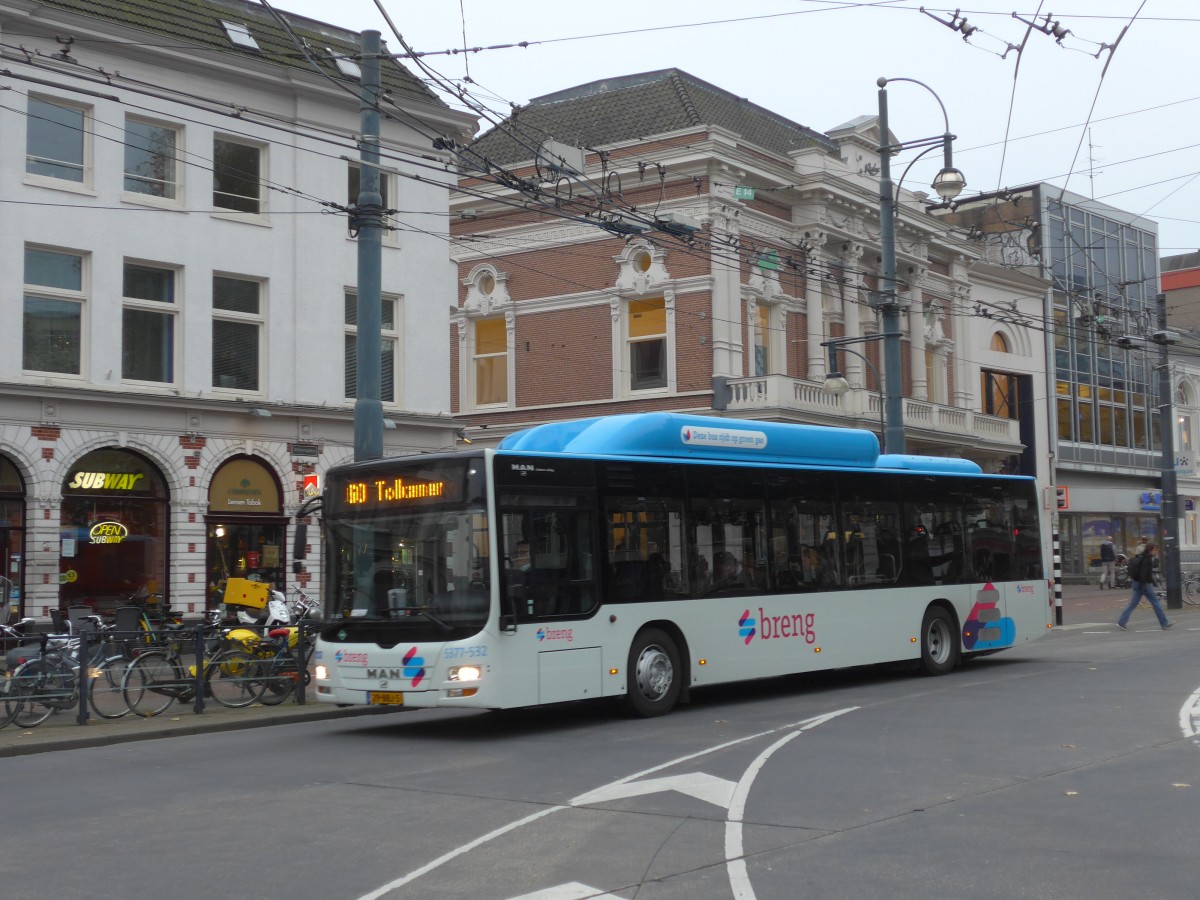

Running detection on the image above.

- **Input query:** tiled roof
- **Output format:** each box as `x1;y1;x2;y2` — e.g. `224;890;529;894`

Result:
30;0;440;107
472;68;838;166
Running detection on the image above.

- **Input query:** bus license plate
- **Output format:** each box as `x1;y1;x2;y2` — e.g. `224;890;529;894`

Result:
370;691;405;706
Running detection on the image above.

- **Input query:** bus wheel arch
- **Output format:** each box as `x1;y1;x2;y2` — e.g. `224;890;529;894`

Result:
625;623;687;717
919;602;960;676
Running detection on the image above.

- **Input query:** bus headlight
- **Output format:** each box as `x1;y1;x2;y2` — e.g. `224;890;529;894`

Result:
448;665;481;682
314;664;329;681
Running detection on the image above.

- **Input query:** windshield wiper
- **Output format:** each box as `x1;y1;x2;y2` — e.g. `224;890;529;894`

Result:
397;606;454;632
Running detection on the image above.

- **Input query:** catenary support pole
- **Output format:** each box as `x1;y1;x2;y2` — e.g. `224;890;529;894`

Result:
354;30;384;462
1157;292;1182;610
876;85;906;455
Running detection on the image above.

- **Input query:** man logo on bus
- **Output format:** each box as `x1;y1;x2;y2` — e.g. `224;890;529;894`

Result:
402;647;426;687
739;610;756;644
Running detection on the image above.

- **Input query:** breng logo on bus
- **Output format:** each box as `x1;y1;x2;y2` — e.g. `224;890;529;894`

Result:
740;608;815;645
402;647;426;687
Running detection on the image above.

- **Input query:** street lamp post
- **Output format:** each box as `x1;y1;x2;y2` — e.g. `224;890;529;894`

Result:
821;334;888;453
876;76;966;456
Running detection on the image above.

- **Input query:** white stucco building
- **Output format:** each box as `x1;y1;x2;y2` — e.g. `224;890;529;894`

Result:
0;0;474;619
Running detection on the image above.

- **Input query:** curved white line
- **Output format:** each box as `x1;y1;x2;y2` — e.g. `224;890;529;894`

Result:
356;806;563;900
725;731;804;899
1180;686;1200;739
356;707;859;900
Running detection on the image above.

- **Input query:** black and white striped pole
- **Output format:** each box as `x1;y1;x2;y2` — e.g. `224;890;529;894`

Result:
1052;529;1063;626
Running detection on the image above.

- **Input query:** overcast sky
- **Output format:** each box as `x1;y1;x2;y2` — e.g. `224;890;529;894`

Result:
279;1;1198;263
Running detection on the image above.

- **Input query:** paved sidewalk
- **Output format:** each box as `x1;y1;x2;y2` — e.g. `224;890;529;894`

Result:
1054;579;1198;628
0;695;400;758
4;583;1193;756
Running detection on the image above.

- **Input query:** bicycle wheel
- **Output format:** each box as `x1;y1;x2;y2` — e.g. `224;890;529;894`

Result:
1183;579;1200;606
255;654;298;706
6;659;71;728
206;649;263;708
89;655;132;719
122;651;180;717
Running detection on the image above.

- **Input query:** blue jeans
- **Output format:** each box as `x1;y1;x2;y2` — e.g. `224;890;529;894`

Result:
1117;580;1170;628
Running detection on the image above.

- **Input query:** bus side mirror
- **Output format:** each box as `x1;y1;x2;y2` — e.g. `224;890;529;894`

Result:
293;523;307;561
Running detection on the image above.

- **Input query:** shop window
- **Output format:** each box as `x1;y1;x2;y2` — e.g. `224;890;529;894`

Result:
0;456;26;621
59;449;168;616
122;261;177;384
344;291;399;403
207;457;285;605
23;246;86;376
212;275;262;392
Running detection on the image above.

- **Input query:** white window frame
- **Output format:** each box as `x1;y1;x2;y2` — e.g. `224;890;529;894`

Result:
22;245;88;378
211;274;264;394
344;290;402;404
212;135;266;218
123;116;182;205
121;260;179;386
615;293;675;397
25;95;93;192
470;314;511;409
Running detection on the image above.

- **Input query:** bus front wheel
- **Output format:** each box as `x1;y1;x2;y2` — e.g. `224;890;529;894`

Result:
920;606;959;676
626;628;681;717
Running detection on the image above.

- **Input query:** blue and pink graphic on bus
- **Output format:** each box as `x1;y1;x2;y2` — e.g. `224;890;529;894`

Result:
961;584;1016;650
402;647;426;687
740;608;816;645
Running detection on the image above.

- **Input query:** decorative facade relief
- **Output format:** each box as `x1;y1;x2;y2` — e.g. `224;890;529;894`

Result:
462;263;511;316
614;240;671;293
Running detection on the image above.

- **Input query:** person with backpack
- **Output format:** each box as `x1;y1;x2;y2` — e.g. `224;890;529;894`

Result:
1098;537;1116;589
1116;542;1173;631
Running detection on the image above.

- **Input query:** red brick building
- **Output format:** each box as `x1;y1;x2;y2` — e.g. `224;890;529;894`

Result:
449;69;1038;472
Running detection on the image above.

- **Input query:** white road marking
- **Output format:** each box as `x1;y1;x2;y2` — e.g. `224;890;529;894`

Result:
724;708;853;900
1179;686;1200;742
356;707;859;900
572;773;735;808
508;884;621;900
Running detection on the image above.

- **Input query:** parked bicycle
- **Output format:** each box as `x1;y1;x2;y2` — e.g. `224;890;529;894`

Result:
1183;571;1200;605
234;585;319;706
120;613;258;717
2;616;130;728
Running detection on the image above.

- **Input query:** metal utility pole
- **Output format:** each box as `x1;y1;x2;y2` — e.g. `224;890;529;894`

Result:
1155;291;1182;609
354;30;383;461
875;84;906;457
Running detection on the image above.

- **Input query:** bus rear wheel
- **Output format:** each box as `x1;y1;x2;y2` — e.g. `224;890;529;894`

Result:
920;606;959;676
626;628;681;717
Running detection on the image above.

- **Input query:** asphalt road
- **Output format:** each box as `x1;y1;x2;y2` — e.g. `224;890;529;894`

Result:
2;605;1198;900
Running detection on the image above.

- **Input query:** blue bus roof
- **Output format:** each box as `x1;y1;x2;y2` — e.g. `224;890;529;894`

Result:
498;413;984;475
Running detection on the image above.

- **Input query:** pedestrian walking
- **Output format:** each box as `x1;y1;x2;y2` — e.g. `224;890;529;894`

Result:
1098;537;1116;589
1116;542;1173;631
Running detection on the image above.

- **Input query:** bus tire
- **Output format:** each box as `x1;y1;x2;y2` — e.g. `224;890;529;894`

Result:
919;606;959;676
626;628;681;717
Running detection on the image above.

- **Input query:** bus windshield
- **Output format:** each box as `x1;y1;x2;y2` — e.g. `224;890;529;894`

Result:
325;506;490;640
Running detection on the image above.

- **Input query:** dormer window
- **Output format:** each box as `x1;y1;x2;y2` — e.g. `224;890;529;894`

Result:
328;48;361;80
220;21;260;51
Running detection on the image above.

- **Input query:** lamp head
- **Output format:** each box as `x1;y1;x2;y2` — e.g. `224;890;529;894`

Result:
822;374;851;396
932;166;966;201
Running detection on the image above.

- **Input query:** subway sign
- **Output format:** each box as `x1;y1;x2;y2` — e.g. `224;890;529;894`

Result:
68;471;146;491
89;521;129;545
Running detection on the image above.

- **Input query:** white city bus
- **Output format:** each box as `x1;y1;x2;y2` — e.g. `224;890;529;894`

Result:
312;413;1051;716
